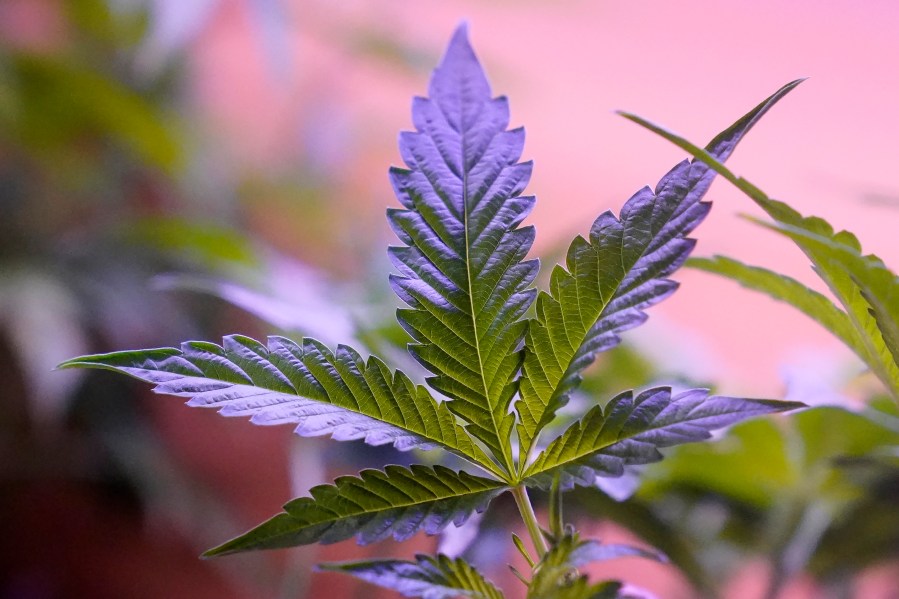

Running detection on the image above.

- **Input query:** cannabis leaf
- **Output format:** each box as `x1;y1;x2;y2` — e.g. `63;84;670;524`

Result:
524;387;803;488
750;218;899;393
388;24;537;471
319;554;502;599
514;79;803;463
203;464;506;556
56;22;805;599
59;334;499;476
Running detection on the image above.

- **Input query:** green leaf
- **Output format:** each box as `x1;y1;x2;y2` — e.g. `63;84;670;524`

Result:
203;465;507;555
568;488;716;596
858;280;899;369
748;217;899;400
524;387;803;488
516;80;802;464
639;417;795;508
687;255;866;357
634;406;899;586
318;553;502;599
527;530;660;599
387;25;538;471
7;53;181;172
59;334;501;477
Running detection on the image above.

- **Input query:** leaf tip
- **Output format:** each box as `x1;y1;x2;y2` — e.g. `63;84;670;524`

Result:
201;537;245;559
444;21;475;62
55;356;96;371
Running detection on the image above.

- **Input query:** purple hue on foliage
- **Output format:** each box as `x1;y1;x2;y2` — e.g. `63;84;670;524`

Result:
516;82;801;457
387;24;538;455
59;334;485;458
526;386;804;489
205;464;507;555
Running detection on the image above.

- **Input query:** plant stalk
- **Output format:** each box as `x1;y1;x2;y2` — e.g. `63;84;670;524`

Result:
512;485;550;557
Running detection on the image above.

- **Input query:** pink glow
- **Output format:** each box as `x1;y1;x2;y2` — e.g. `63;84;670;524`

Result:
187;0;899;401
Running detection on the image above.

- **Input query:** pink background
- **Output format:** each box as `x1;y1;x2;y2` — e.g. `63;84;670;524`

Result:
187;0;899;398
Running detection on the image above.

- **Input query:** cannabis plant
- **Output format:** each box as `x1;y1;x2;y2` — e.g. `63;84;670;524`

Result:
60;25;803;597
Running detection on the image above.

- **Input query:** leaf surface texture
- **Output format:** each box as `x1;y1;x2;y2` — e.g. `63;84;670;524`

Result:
319;553;502;599
388;24;538;468
203;465;506;555
524;387;803;487
60;334;496;474
515;80;801;460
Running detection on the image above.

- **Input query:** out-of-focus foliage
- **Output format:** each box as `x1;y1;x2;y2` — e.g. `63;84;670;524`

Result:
0;2;344;597
573;400;899;598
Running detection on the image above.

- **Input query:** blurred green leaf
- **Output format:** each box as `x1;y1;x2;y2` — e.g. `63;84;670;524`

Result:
126;217;258;269
4;53;181;173
640;417;794;509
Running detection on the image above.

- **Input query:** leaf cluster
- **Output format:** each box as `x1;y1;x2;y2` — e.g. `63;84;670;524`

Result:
59;25;803;597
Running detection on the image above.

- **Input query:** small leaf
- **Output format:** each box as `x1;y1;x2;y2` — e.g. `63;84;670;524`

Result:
388;23;537;469
527;531;658;599
858;278;899;369
568;541;667;567
203;465;507;555
513;533;536;567
515;79;802;463
524;387;803;488
59;334;499;476
318;553;502;599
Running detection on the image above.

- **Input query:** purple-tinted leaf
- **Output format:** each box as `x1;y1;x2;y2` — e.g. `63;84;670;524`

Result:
524;387;803;488
388;24;537;467
568;541;666;567
516;81;802;461
319;553;502;599
204;465;507;555
59;334;498;474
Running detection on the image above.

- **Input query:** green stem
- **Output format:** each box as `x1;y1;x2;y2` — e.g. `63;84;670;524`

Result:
512;485;550;557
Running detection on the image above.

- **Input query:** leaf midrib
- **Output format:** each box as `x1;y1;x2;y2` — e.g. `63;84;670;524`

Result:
546;174;706;408
460;111;514;474
298;479;507;524
522;403;691;480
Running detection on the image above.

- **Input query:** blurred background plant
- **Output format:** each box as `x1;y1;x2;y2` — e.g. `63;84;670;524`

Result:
0;1;421;597
3;1;899;598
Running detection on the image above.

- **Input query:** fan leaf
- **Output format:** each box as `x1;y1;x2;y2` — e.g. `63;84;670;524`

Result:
515;80;803;462
319;553;502;599
58;334;500;476
388;24;538;469
203;464;507;555
524;386;803;488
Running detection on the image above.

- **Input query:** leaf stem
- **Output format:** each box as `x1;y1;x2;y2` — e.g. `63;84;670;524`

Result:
512;486;549;557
